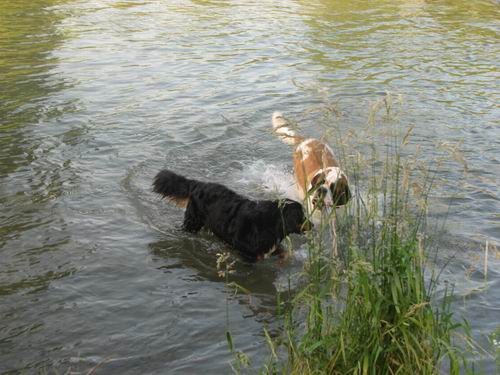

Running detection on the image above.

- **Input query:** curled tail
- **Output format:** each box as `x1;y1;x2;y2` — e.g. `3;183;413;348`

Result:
272;111;303;146
153;169;195;208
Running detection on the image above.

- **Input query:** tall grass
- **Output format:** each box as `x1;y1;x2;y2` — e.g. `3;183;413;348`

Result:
258;96;474;374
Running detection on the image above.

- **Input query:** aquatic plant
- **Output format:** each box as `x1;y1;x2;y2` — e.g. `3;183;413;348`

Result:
257;96;475;374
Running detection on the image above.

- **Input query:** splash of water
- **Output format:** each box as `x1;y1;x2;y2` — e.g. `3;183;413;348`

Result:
235;160;301;202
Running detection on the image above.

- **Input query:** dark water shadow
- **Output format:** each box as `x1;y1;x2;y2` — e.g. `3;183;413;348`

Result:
148;232;290;325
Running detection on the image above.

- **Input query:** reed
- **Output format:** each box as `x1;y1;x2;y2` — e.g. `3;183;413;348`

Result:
258;97;474;374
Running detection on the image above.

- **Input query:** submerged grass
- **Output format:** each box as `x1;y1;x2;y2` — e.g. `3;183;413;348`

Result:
253;96;474;374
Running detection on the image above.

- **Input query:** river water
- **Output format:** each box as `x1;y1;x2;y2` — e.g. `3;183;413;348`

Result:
1;0;498;373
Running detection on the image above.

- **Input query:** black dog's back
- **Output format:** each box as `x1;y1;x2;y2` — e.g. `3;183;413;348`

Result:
153;169;309;260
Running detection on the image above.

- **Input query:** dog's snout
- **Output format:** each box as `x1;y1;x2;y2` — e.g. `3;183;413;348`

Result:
312;186;329;208
317;186;328;198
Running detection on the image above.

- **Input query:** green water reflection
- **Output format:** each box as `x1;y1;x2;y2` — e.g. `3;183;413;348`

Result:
0;0;70;176
0;1;75;293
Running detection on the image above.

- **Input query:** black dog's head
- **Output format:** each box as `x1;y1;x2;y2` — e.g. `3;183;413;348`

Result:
279;199;313;235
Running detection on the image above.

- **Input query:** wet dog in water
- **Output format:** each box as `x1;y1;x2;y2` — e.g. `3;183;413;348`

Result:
153;169;312;261
272;111;351;215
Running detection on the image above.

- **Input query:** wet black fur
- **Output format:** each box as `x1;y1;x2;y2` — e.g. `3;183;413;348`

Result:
153;169;310;260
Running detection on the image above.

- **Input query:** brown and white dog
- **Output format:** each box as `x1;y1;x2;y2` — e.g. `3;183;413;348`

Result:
272;111;351;220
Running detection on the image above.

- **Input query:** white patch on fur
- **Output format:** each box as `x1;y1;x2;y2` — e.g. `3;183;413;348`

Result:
307;167;341;193
324;167;342;185
323;189;334;208
272;111;297;146
296;139;315;160
297;138;315;149
271;111;286;129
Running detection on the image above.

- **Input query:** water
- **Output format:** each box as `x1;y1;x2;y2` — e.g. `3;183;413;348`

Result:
1;0;498;373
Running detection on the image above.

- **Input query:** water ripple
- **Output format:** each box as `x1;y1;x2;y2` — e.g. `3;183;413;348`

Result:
1;0;499;373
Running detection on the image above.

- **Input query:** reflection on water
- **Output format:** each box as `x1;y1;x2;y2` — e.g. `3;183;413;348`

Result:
0;0;72;174
0;0;498;373
0;0;76;290
150;237;283;320
0;0;78;299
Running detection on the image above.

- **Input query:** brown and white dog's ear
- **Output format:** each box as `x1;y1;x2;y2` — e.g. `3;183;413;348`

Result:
330;174;351;206
310;173;326;190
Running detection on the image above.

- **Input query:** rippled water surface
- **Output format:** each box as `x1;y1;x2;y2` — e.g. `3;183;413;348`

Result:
1;0;499;373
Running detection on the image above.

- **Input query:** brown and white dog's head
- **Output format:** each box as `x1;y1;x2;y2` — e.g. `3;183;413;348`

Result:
308;166;351;211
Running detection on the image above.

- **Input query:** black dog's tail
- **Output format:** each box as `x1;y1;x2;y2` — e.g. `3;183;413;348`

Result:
153;169;197;208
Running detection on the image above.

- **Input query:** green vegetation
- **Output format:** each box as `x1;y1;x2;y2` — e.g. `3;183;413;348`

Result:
229;96;475;374
264;162;470;373
492;327;500;370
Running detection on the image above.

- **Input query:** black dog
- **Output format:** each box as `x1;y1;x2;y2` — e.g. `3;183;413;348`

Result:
153;169;311;260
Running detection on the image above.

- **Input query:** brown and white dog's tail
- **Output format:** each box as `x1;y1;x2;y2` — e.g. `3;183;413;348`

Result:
272;112;304;146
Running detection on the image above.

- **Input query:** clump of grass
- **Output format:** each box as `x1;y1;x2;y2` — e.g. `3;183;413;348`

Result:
217;251;253;373
489;326;500;371
259;96;474;374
